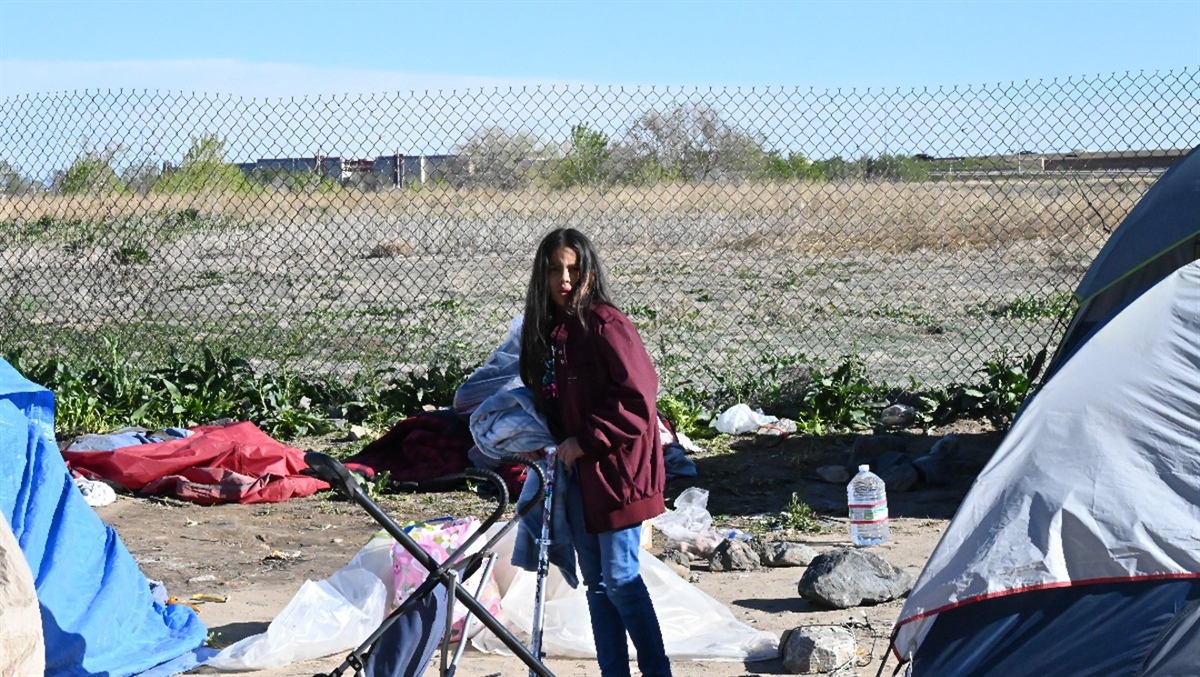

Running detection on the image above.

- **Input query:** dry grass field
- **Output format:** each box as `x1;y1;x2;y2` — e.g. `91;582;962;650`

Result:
0;176;1147;389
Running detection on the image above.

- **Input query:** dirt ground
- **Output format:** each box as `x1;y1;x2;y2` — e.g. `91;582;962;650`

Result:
100;421;1004;677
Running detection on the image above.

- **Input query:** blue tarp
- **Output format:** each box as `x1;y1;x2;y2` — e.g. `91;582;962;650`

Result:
0;358;208;676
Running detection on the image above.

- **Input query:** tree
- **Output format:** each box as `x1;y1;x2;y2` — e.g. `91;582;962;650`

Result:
551;124;611;188
623;103;768;181
0;160;35;196
860;153;931;182
154;134;253;193
456;126;544;190
59;148;125;195
759;151;827;182
122;159;162;195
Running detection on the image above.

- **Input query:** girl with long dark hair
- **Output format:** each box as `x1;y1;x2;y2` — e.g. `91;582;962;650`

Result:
518;228;672;677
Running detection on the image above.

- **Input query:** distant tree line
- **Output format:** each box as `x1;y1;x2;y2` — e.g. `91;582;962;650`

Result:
0;103;936;197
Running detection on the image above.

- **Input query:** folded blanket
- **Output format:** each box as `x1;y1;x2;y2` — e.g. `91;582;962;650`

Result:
470;383;578;587
468;378;555;460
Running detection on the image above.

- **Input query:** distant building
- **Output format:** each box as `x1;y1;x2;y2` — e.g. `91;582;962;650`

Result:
236;155;343;179
914;148;1190;174
236;153;466;187
1039;148;1189;172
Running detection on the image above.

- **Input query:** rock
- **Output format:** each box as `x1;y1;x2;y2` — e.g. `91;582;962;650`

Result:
874;450;910;472
815;464;850;484
848;435;906;468
346;425;372;441
878;461;919;493
930;433;960;459
912;453;951;485
759;417;798;436
658;549;692;578
797;548;913;609
708;538;762;572
766;541;819;567
780;625;857;673
880;403;915;427
913;433;960;485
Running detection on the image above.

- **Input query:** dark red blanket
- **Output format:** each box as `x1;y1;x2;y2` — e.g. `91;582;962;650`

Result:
343;410;526;496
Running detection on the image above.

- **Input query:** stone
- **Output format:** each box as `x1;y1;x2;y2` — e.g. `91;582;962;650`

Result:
815;464;850;484
780;625;857;673
880;403;915;427
708;538;762;572
797;547;913;609
346;424;372;441
912;452;951;485
848;435;906;468
658;549;692;578
930;433;960;459
766;541;819;567
878;461;919;493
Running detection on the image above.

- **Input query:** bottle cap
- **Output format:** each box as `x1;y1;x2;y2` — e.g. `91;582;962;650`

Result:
859;464;870;472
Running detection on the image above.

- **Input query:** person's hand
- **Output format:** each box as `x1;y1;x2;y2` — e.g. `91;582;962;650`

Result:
516;449;545;462
557;437;584;470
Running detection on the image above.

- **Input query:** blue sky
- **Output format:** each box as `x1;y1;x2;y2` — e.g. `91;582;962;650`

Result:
1;0;1197;98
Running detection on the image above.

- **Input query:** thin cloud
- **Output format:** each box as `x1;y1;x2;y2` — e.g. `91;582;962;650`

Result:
0;59;580;99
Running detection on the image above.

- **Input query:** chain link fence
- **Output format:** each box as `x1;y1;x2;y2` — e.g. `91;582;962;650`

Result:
1;68;1196;394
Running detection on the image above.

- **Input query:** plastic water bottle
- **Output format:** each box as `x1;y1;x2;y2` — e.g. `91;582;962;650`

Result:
848;464;889;546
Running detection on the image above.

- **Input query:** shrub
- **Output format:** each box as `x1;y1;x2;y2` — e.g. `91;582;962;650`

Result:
60;152;125;195
153;134;255;193
551;124;611;188
758;151;827;182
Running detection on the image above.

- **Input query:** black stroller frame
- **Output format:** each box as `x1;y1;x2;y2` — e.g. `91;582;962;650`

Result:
304;451;556;677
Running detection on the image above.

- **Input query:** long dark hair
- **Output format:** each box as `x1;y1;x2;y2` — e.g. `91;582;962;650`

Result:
519;228;613;403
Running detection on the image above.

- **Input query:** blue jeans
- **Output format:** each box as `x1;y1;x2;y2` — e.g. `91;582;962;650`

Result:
566;483;672;677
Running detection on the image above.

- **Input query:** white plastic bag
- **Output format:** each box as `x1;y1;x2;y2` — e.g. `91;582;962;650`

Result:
714;404;778;435
204;533;394;670
650;488;726;557
651;487;713;541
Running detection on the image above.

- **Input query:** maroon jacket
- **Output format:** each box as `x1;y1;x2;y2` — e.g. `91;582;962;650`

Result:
548;303;666;533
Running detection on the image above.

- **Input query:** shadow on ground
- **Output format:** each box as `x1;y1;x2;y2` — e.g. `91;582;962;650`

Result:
667;424;1006;523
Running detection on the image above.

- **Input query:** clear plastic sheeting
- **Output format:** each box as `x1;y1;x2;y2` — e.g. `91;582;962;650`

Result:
472;523;779;662
204;534;394;670
649;487;726;558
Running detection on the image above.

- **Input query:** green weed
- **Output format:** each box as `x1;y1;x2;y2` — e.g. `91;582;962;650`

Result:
112;244;151;265
928;349;1046;426
656;394;715;439
773;493;822;533
984;291;1076;321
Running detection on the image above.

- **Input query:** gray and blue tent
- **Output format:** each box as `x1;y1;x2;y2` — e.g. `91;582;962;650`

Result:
891;145;1200;675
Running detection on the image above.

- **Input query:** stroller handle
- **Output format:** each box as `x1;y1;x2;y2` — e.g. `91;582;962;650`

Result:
302;450;557;676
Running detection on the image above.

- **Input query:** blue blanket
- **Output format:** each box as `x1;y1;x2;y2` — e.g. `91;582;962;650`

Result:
0;359;208;676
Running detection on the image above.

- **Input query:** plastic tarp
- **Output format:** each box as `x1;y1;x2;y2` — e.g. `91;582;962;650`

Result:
206;523;777;671
472;522;779;662
205;533;394;670
892;261;1200;672
0;358;208;676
